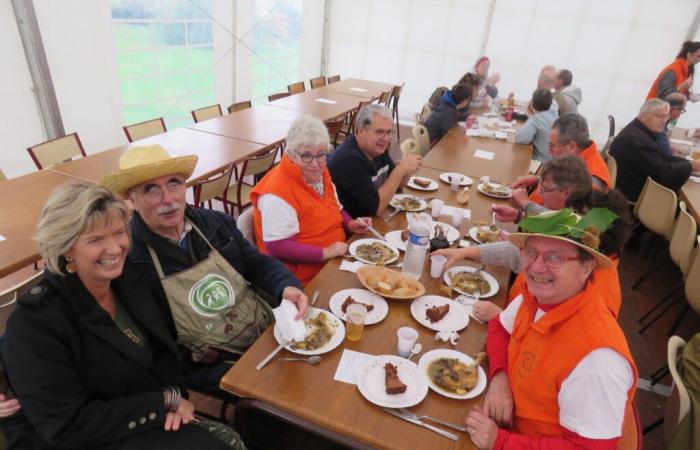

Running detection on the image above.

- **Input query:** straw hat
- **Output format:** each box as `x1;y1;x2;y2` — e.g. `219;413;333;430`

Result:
507;208;616;270
100;145;198;197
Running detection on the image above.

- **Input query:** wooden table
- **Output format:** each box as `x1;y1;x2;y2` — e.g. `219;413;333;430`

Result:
50;128;266;185
422;128;533;184
187;105;302;147
320;78;396;99
0;170;76;277
266;88;369;122
221;167;524;449
681;181;700;223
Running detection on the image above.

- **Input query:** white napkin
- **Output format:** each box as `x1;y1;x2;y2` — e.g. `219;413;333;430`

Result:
689;176;700;184
466;128;481;137
340;260;367;273
494;131;508;140
272;299;306;342
440;205;471;220
496;120;515;128
474;150;495;160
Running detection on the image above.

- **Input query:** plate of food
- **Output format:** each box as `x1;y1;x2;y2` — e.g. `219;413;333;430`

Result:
476;177;512;199
357;355;429;408
349;239;400;265
328;288;389;325
356;266;425;300
468;224;501;244
444;266;499;298
390;194;428;212
407;176;439;191
273;308;345;355
410;295;469;332
385;222;460;252
439;172;474;187
418;349;487;399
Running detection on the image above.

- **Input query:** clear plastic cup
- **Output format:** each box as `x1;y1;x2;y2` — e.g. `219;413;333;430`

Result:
397;327;418;357
450;174;462;192
430;255;447;278
345;303;367;342
451;208;465;228
431;199;444;219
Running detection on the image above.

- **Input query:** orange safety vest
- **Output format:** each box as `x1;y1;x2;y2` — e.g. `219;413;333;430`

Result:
250;155;346;286
647;58;690;100
507;283;637;437
507;258;621;318
529;145;609;206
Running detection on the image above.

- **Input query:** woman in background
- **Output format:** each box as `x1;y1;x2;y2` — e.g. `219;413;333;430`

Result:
647;41;700;100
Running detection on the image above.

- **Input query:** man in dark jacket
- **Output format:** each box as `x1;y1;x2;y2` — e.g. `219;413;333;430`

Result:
610;98;700;202
101;145;307;399
423;83;472;144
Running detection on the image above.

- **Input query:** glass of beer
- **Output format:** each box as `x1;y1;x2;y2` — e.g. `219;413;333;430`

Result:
345;304;367;342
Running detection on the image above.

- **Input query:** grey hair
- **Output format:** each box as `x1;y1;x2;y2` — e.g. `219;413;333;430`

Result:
355;104;393;130
552;114;590;149
35;182;130;275
665;92;688;109
285;115;330;152
639;98;670;117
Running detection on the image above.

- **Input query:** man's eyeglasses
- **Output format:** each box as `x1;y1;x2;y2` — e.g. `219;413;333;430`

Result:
295;150;329;164
521;248;580;268
372;128;395;138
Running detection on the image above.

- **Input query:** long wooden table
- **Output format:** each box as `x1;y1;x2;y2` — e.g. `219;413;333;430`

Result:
666;127;700;223
320;78;396;99
266;88;371;122
0;170;77;277
50;128;266;185
221;158;531;448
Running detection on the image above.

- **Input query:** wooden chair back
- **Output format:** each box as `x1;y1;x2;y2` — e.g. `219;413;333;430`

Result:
379;90;391;107
327;75;340;84
227;101;252;114
268;92;292;102
226;148;278;214
191;104;223;123
287;82;305;94
0;270;44;333
325;119;344;147
193;164;235;213
310;76;326;89
27;133;86;169
352;100;373;133
123;118;166;142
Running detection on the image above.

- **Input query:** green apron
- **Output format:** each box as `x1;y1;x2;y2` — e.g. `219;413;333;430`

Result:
147;222;273;357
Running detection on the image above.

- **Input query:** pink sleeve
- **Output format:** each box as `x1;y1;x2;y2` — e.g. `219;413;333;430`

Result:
341;209;353;227
494;428;618;450
265;236;324;264
487;316;511;379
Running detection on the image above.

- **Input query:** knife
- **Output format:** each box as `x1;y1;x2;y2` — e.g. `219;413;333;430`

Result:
385;208;402;222
381;407;458;440
367;225;386;241
256;342;286;370
311;290;320;306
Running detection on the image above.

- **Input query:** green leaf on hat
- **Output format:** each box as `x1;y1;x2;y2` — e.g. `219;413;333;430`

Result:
519;208;578;235
569;208;619;238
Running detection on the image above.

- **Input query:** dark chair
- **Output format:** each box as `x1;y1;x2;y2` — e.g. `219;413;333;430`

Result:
327;75;341;84
607;115;616;138
268;92;292;102
309;76;326;89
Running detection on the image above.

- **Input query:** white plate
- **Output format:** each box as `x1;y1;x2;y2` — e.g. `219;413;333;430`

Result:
410;295;469;332
328;289;389;325
418;349;487;400
476;183;512;199
467;225;501;244
384;222;460;252
273;308;345;356
356;355;429;408
407;177;439;191
390;194;428;212
443;266;499;298
439;172;474;187
348;238;400;265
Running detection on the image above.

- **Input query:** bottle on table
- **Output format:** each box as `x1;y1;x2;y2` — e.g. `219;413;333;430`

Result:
402;215;430;279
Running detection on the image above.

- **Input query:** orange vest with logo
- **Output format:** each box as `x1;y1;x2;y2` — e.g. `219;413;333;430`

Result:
647;58;690;100
507;258;621;317
250;156;346;286
507;284;637;437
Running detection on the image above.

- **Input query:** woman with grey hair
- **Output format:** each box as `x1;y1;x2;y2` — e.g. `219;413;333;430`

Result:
250;115;372;285
2;182;242;449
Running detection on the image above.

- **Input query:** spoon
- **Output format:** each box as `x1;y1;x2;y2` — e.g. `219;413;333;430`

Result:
278;356;322;365
407;343;423;361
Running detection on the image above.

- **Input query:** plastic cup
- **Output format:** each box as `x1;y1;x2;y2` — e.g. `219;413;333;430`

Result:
450;174;462;192
430;255;447;278
345;304;367;342
397;327;418;358
451;208;465;228
431;199;444;219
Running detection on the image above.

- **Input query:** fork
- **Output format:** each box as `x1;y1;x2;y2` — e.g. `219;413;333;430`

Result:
397;408;467;432
385;208;402;222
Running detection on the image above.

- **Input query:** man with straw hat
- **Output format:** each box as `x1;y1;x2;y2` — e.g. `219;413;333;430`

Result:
102;145;307;399
463;208;638;449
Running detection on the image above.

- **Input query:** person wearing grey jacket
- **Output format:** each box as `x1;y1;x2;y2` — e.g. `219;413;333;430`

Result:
515;89;556;161
553;69;582;116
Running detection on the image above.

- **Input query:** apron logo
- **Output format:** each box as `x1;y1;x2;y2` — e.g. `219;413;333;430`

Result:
517;351;536;379
189;274;235;317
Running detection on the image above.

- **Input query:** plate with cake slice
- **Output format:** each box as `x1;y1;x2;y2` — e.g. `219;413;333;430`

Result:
328;289;389;325
356;355;429;408
410;295;469;332
439;172;474;187
407;176;439;191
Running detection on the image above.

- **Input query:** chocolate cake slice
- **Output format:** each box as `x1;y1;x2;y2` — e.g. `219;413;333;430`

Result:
341;296;374;314
413;177;431;188
426;304;450;323
384;363;407;395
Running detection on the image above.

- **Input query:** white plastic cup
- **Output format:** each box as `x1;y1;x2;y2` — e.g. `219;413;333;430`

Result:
451;208;465;228
430;255;447;278
431;199;444;219
397;326;418;358
450;174;462;192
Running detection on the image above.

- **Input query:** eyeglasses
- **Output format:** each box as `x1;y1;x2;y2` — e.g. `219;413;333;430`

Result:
295;150;329;164
372;128;395;138
136;180;186;201
539;183;561;194
521;248;581;268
